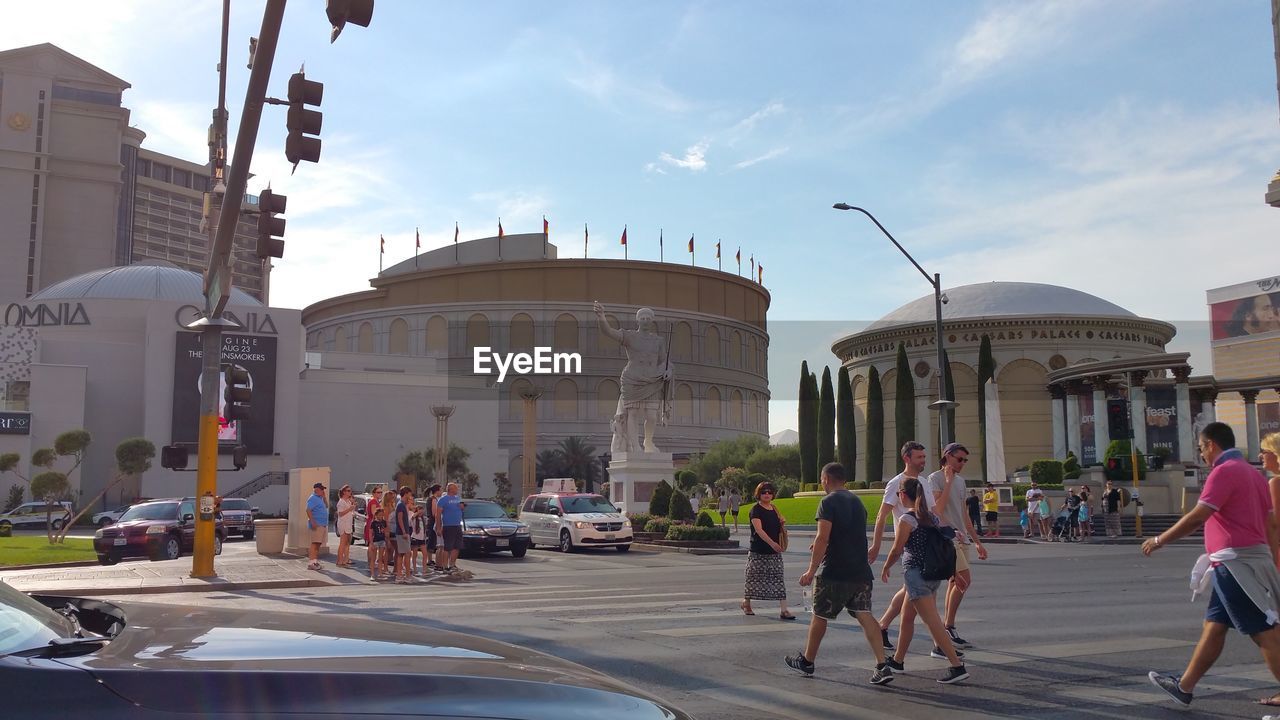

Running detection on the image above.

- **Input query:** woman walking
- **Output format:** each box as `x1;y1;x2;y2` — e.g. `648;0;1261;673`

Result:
728;488;742;532
335;485;356;567
742;482;795;620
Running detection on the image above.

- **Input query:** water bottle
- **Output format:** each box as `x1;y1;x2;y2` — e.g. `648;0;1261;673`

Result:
802;586;812;613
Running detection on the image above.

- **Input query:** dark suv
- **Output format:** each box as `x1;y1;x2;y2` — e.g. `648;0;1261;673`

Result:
93;498;225;565
217;497;257;539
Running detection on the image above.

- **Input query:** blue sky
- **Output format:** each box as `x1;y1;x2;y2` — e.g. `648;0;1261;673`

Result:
5;1;1277;433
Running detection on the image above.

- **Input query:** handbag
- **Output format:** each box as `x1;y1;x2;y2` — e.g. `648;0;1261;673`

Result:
776;508;788;552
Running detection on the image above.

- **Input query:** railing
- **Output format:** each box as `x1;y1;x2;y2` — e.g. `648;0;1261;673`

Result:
223;471;289;499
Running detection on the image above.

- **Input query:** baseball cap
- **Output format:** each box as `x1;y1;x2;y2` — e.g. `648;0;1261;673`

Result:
313;482;325;489
942;442;967;456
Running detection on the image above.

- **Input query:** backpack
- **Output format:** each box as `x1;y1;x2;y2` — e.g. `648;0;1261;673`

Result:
920;523;957;582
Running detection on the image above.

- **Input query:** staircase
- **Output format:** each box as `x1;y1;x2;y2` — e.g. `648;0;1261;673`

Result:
223;471;289;499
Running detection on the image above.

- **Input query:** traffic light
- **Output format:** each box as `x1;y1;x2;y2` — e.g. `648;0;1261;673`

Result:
161;445;189;470
232;445;249;471
326;0;374;43
285;72;323;169
223;364;252;423
256;188;287;259
1106;398;1132;441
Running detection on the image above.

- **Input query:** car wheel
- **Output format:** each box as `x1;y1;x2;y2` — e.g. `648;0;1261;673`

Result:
615;544;631;553
97;554;117;566
51;518;65;531
0;521;11;532
510;546;527;558
97;517;114;528
559;530;575;553
214;534;223;555
154;535;181;561
243;531;254;541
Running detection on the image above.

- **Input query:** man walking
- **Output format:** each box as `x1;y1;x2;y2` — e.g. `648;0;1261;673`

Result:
392;487;414;583
305;482;328;571
785;463;893;685
867;441;931;652
1145;422;1280;708
1103;480;1122;538
436;482;465;574
926;443;988;651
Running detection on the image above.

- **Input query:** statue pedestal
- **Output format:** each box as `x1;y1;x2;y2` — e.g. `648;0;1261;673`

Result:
608;452;673;515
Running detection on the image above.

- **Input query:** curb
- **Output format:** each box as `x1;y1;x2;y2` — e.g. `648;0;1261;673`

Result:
634;543;748;556
1;560;100;571
28;578;336;596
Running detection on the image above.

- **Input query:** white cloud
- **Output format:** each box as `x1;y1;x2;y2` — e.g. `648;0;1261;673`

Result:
468;190;550;226
565;50;692;114
732;146;789;170
725;101;785;146
132;100;209;160
657;141;709;172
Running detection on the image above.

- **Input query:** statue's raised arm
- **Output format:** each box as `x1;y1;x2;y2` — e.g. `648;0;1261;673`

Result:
594;301;623;344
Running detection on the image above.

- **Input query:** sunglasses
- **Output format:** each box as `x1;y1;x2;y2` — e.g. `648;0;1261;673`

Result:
760;490;774;495
953;457;969;464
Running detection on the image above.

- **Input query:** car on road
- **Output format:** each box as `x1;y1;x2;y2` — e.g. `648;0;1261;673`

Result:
0;501;73;531
92;498;225;565
91;505;133;528
215;497;257;539
520;492;633;553
0;581;693;719
459;498;530;557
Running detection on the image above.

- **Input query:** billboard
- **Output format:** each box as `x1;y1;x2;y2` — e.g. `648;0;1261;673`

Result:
171;332;277;454
1079;393;1096;465
1144;386;1180;459
1262;402;1280;441
1210;291;1280;341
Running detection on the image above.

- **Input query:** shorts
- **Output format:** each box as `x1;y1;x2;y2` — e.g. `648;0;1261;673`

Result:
394;535;411;554
309;524;327;544
1206;564;1277;636
811;576;873;620
985;511;998;523
372;540;386;549
427;532;438;551
411;539;425;548
904;567;941;600
442;526;463;551
953;540;971;574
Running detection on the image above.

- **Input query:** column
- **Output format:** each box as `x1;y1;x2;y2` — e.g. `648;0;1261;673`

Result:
1200;388;1217;426
520;389;542;503
1129;372;1147;455
1048;384;1067;459
1243;389;1261;459
1092;376;1109;465
431;405;455;486
1065;380;1082;460
1174;366;1195;464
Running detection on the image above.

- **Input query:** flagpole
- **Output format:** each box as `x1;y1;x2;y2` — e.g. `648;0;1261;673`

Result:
716;240;721;272
454;222;459;264
543;215;548;259
659;228;664;262
622;225;628;260
379;234;384;273
414;227;420;269
584;223;588;259
736;248;741;276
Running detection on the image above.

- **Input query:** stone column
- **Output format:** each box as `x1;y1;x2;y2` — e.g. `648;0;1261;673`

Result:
1048;384;1067;459
1091;376;1109;465
1174;366;1195;464
1129;372;1147;455
430;405;455;487
915;392;932;469
520;389;542;503
1065;380;1083;460
1243;389;1262;459
1200;388;1218;426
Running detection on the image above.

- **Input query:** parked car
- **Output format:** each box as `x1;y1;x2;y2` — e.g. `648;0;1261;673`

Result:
91;505;133;528
215;497;257;539
92;498;225;565
519;493;633;553
0;501;73;531
459;498;530;557
0;581;693;719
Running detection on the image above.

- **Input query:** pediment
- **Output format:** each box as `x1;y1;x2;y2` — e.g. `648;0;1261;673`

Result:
0;43;130;91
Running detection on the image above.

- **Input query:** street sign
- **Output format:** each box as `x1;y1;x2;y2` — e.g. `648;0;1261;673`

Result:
206;263;232;316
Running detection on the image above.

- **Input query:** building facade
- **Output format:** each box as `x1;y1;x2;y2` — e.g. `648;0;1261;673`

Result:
1207;275;1280;456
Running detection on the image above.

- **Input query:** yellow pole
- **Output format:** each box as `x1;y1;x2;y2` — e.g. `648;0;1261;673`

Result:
192;412;219;577
1131;443;1142;538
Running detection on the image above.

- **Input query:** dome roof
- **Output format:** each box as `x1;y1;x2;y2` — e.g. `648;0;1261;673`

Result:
29;263;262;306
865;282;1135;332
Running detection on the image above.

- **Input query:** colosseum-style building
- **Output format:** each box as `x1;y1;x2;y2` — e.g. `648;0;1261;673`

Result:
302;234;771;490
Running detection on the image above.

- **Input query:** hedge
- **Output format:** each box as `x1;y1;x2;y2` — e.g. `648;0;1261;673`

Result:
628;512;653;530
650;480;673;517
644;517;673;534
1029;460;1064;486
666;525;731;541
669;489;695;522
696;511;716;528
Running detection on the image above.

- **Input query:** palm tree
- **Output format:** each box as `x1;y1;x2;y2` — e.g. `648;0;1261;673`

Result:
536;449;566;483
557;436;599;492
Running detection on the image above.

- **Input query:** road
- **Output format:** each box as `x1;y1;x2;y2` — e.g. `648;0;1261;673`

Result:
98;540;1277;720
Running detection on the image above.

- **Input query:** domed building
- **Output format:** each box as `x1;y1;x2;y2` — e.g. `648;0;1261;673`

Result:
832;282;1180;477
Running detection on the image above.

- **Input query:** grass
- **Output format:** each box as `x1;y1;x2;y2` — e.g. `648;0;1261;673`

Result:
731;495;881;526
0;536;97;567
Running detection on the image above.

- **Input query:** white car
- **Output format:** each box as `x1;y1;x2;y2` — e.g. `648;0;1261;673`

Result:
519;493;632;553
91;505;132;527
0;501;73;531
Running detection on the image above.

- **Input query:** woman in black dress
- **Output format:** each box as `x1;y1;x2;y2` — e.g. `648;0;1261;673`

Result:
742;482;794;620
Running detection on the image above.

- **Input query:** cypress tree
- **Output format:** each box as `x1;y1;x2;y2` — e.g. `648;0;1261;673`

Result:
818;366;836;472
942;350;956;445
798;361;818;485
837;365;856;481
866;366;884;484
977;334;997;481
894;342;915;454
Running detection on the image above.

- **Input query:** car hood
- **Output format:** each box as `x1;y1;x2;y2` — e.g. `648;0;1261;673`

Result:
56;601;687;718
462;518;526;529
564;512;626;522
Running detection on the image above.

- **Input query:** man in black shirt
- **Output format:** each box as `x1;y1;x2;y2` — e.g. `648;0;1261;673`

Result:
1103;480;1123;538
785;463;893;685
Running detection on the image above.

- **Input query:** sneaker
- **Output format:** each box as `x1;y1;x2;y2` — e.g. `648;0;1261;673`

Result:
784;651;815;677
1147;671;1192;707
937;665;969;684
881;628;896;651
946;626;971;648
931;646;964;659
869;663;895;686
883;657;905;673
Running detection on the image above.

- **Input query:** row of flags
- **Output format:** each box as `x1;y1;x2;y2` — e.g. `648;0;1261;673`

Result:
379;219;765;284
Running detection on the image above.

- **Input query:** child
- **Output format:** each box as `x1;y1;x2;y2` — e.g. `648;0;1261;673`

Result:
1019;507;1030;538
370;508;388;580
410;504;428;576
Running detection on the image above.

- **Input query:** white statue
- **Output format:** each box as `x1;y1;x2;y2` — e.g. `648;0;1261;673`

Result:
594;302;674;454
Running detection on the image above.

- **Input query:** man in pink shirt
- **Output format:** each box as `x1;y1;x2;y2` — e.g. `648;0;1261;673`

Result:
1142;422;1280;708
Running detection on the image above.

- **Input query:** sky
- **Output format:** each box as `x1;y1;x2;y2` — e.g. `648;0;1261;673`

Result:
4;1;1277;435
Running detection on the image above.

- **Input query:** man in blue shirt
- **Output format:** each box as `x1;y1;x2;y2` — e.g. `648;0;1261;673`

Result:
305;482;329;571
435;482;465;573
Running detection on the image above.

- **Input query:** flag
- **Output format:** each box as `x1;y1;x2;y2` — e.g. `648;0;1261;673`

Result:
498;218;504;239
750;254;755;279
688;234;694;253
497;218;503;261
620;226;627;245
543;216;549;237
414;227;420;268
758;263;764;284
715;240;721;270
454;222;459;245
736;247;741;275
380;234;385;254
688;234;694;266
659;228;664;262
584;223;589;258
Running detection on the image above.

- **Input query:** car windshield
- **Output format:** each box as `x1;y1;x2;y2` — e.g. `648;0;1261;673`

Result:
119;502;179;522
462;502;507;519
561;496;618;514
220;499;250;511
0;581;70;655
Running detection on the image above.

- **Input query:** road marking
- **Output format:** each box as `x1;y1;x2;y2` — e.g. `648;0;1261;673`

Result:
421;591;698;609
567;609;743;623
649;623;806;637
697;684;990;720
841;636;1193;672
440;596;743;615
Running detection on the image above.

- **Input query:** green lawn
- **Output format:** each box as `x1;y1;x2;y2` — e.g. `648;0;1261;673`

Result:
731;495;881;526
0;536;97;567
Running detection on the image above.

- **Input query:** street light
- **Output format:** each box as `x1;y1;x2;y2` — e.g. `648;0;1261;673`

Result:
833;203;957;451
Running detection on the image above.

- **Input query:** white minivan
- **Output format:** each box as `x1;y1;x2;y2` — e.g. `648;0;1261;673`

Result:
519;493;633;553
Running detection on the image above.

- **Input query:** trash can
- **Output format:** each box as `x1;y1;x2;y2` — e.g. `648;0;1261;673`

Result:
254;518;288;554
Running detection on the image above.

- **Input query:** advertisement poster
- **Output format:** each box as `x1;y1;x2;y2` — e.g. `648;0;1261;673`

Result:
1079;393;1096;465
1144;386;1179;459
1209;291;1280;341
1262;402;1280;440
171;332;277;454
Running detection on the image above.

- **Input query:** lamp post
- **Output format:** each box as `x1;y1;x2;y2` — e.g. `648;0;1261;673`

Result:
833;203;956;450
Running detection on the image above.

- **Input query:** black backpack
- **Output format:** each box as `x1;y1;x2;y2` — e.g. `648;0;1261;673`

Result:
920;523;957;581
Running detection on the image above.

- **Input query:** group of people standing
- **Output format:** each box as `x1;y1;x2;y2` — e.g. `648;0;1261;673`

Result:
1018;479;1125;541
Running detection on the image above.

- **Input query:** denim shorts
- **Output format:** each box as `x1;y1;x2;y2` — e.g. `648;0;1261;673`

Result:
1206;564;1276;636
903;567;941;600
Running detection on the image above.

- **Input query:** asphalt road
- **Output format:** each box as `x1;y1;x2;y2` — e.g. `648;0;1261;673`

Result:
94;540;1280;720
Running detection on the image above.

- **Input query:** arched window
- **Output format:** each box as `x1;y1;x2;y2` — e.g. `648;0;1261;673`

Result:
706;386;722;425
554;378;577;419
731;330;743;369
554;313;579;350
357;322;375;353
746;336;757;373
306;332;318;349
426;315;448;354
597;379;620;419
466;313;489;352
672;321;692;361
730;389;744;428
388;318;409;354
756;394;767;432
675;384;694;423
333;325;348;351
509;313;534;350
705;326;721;365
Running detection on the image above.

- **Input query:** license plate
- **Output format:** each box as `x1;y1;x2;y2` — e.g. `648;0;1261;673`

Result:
113;538;127;546
605;534;615;541
496;539;509;547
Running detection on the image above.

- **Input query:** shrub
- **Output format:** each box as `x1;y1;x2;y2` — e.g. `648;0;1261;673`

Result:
666;525;731;541
644;517;672;534
1063;452;1082;480
650;480;673;517
847;480;868;490
674;469;699;494
1029;460;1065;486
745;472;768;495
1012;482;1063;498
1104;440;1148;482
669;489;695;522
1013;497;1027;511
4;484;23;513
774;478;799;499
0;524;9;537
696;511;716;528
628;512;652;530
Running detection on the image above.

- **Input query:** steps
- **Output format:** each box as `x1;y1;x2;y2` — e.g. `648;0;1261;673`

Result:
223;471;289;499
